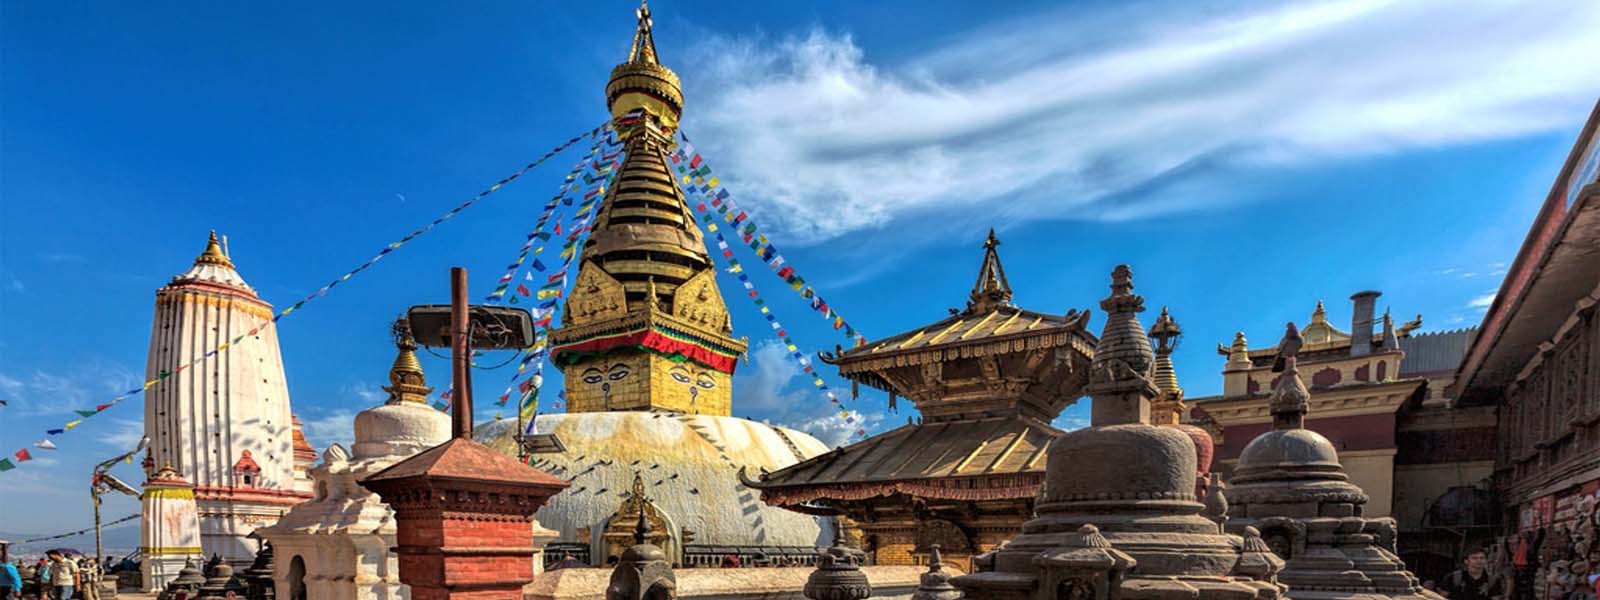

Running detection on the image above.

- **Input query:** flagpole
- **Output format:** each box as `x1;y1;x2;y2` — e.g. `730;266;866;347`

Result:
92;483;104;576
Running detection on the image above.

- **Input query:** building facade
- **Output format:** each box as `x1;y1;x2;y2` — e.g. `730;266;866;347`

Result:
1189;293;1484;581
142;232;312;565
1454;98;1600;600
745;231;1098;571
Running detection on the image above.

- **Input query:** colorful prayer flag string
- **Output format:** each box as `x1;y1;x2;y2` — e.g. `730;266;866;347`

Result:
672;132;869;348
1;118;620;476
689;191;868;442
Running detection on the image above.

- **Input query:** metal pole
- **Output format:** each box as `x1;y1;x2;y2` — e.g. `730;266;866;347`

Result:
451;267;473;439
93;489;104;575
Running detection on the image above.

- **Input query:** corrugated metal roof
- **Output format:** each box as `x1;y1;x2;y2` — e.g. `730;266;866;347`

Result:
1399;327;1478;376
844;306;1087;357
750;417;1060;488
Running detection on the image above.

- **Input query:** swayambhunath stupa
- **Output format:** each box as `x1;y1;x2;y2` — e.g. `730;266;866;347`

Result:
3;2;1599;600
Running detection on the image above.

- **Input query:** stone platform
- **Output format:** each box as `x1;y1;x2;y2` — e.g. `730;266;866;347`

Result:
524;565;941;599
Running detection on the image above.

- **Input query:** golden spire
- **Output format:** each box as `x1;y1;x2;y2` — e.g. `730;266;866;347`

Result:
383;318;433;404
606;0;683;128
1310;300;1328;324
1148;307;1185;425
194;230;234;268
965;228;1013;314
1227;331;1251;366
627;0;658;65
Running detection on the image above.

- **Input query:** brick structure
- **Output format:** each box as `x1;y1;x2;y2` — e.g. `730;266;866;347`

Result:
359;438;568;600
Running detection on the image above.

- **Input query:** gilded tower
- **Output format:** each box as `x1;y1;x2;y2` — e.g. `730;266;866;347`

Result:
550;1;746;416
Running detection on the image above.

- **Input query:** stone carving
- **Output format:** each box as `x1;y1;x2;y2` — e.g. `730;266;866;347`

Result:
1032;525;1135;600
569;261;628;326
911;545;962;600
805;543;871;600
1231;526;1286;585
155;558;207;600
1201;473;1229;533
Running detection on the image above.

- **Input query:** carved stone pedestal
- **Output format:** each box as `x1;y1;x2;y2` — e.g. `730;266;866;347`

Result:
360;438;568;600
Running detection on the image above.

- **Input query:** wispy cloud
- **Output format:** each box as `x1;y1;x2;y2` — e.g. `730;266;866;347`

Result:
0;363;140;417
736;340;883;446
791;410;885;448
99;418;148;450
1468;291;1498;310
680;0;1600;244
296;407;360;452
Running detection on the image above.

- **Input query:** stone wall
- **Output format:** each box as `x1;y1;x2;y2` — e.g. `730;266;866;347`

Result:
524;565;938;599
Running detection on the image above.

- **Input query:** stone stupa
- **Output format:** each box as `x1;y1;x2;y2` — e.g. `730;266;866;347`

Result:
951;265;1285;600
1222;335;1441;600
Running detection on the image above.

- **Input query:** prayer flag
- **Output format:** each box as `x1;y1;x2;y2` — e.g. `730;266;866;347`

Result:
0;459;13;472
517;284;532;297
47;429;64;435
65;420;83;430
34;439;56;450
74;410;96;417
14;449;32;463
533;259;547;271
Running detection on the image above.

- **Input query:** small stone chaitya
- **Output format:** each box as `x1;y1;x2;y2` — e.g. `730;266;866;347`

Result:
1223;345;1440;600
951;265;1285;600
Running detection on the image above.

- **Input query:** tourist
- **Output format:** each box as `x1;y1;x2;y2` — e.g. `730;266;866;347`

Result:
42;551;75;600
76;559;97;600
31;558;47;599
1;558;21;599
1440;549;1506;600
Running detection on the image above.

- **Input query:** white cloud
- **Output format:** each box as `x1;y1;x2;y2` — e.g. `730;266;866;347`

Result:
296;408;359;451
679;0;1600;243
1468;291;1497;310
792;410;885;448
340;381;389;407
732;340;808;412
99;418;148;450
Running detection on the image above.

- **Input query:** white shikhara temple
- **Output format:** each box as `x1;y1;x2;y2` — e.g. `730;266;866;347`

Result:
141;232;314;568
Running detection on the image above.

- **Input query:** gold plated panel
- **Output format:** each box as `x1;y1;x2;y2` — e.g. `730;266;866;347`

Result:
672;268;731;333
565;261;630;327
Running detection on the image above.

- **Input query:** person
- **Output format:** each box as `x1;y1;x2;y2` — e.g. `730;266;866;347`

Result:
42;551;75;600
32;558;48;599
2;559;21;599
1441;549;1506;600
76;559;98;600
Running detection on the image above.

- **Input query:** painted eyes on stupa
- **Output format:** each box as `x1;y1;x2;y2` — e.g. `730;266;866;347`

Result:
670;371;692;385
695;373;716;389
580;364;631;384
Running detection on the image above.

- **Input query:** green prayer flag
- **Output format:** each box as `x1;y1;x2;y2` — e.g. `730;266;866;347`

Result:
0;458;14;471
75;410;97;417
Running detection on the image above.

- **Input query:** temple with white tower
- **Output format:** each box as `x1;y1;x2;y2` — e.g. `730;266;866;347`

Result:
141;232;312;566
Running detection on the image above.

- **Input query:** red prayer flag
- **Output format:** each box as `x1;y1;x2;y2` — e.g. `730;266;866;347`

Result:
14;448;32;462
555;223;563;235
517;284;532;297
690;154;703;169
777;266;795;279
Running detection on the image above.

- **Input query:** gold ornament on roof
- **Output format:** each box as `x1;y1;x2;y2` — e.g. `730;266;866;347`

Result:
194;230;234;268
384;318;433;404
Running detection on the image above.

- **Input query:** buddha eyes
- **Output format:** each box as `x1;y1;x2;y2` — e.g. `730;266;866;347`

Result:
695;374;716;389
670;371;692;384
583;365;631;384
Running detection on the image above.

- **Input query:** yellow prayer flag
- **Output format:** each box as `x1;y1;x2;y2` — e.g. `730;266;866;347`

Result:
65;419;83;430
707;223;718;232
708;177;720;188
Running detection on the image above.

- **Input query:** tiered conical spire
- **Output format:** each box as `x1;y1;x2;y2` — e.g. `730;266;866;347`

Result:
384;318;432;405
964;229;1013;314
195;230;233;267
1086;265;1159;425
1148;306;1185;425
605;0;682;129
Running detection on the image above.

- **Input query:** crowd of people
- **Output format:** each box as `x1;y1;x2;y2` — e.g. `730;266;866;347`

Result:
0;550;106;600
1429;547;1600;600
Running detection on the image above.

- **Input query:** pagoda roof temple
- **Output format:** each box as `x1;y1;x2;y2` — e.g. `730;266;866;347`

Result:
742;229;1097;569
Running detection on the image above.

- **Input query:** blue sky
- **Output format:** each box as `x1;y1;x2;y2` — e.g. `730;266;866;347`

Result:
3;0;1599;534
